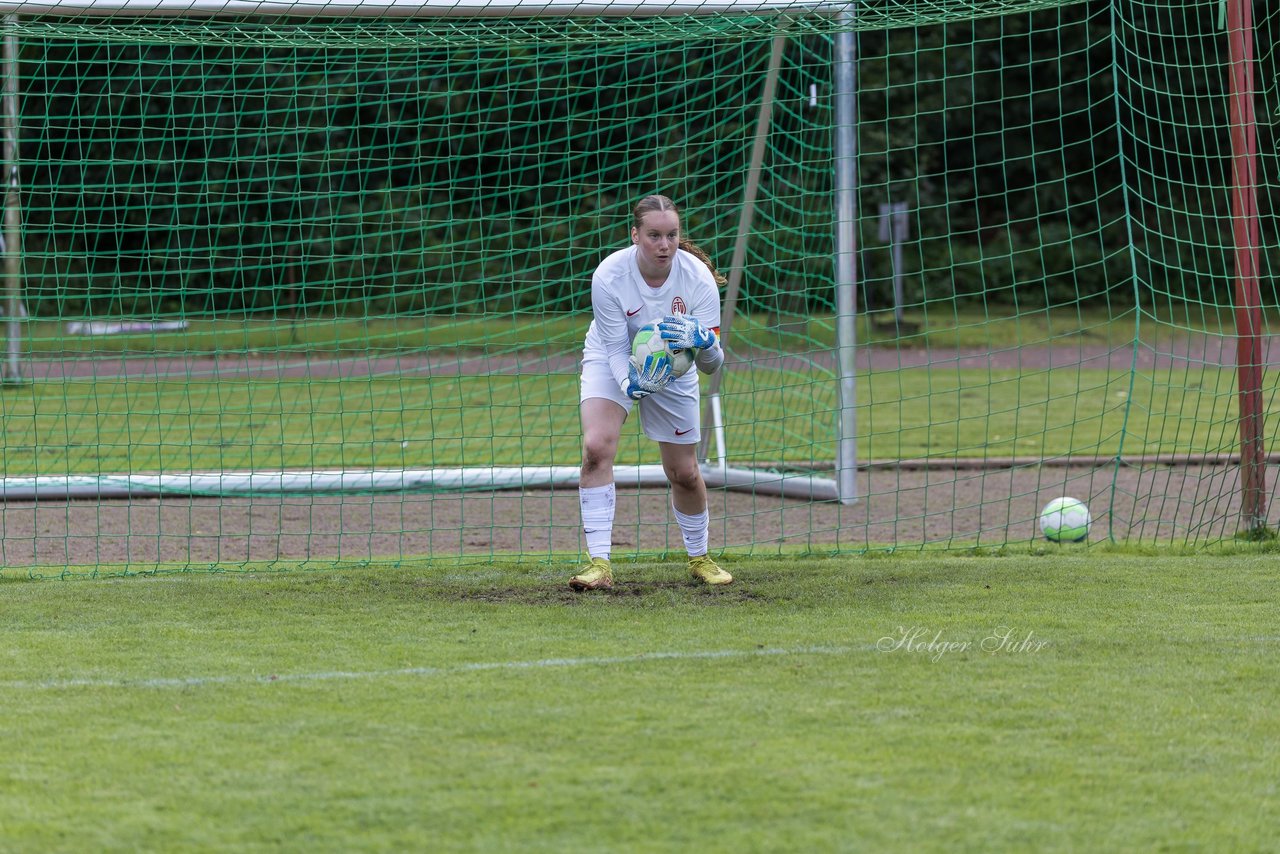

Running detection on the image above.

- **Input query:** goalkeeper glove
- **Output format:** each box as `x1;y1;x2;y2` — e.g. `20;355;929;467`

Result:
624;355;673;400
657;313;717;352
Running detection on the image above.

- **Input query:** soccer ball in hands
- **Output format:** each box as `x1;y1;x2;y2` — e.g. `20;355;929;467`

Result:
1039;497;1091;543
631;320;694;378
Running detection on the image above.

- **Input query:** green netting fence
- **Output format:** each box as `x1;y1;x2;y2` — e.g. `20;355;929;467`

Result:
0;0;1276;573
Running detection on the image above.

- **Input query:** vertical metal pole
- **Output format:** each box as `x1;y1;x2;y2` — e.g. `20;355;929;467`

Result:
698;34;787;465
890;215;904;327
1227;0;1265;531
833;14;858;504
2;15;20;384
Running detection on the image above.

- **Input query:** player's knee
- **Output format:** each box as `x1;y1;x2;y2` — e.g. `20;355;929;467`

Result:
581;439;616;474
664;459;701;490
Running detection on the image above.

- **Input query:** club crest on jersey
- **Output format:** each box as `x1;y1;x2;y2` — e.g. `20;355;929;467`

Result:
671;297;687;314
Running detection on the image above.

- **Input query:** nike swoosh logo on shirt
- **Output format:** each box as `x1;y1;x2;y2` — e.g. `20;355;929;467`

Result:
626;306;643;317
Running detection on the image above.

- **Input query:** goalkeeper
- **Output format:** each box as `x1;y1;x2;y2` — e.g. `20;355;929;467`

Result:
570;194;731;591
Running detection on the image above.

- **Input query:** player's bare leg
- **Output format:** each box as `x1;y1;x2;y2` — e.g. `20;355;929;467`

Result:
660;441;732;585
571;399;628;591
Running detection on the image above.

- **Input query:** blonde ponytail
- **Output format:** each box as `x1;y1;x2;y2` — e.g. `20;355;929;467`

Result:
679;238;726;287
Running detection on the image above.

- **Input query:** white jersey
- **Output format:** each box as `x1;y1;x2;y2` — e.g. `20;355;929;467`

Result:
582;245;723;391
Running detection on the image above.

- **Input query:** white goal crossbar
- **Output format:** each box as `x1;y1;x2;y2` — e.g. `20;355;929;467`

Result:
0;0;846;16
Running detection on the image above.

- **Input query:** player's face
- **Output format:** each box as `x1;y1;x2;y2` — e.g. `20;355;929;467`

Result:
631;210;681;279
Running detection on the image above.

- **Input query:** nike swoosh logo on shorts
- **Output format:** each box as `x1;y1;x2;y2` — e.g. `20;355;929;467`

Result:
675;428;693;436
626;306;643;316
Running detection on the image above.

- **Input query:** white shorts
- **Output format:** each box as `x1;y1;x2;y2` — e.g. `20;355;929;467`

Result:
580;357;701;445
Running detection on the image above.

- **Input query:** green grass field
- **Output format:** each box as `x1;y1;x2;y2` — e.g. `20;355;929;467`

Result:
2;310;1275;847
2;552;1275;851
3;306;1273;477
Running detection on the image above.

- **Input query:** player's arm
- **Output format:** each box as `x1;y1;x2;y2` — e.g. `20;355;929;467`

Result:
589;275;636;391
657;313;723;375
692;280;725;374
691;322;723;375
681;268;725;375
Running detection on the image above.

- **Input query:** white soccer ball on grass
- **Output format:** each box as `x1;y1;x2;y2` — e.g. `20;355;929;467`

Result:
631;319;694;378
1039;497;1091;543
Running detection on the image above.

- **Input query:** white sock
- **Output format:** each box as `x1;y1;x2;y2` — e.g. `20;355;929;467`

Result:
673;504;709;558
580;483;616;560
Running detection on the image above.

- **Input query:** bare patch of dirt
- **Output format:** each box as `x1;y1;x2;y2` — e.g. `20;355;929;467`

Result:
445;580;764;605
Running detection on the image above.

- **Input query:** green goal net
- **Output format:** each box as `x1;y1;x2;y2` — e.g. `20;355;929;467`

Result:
0;0;1276;574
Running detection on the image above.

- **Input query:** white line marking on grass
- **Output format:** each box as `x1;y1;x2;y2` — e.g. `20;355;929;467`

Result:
1;645;861;692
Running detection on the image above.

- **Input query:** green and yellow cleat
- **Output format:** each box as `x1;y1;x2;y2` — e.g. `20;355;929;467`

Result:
569;557;613;591
689;555;733;586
